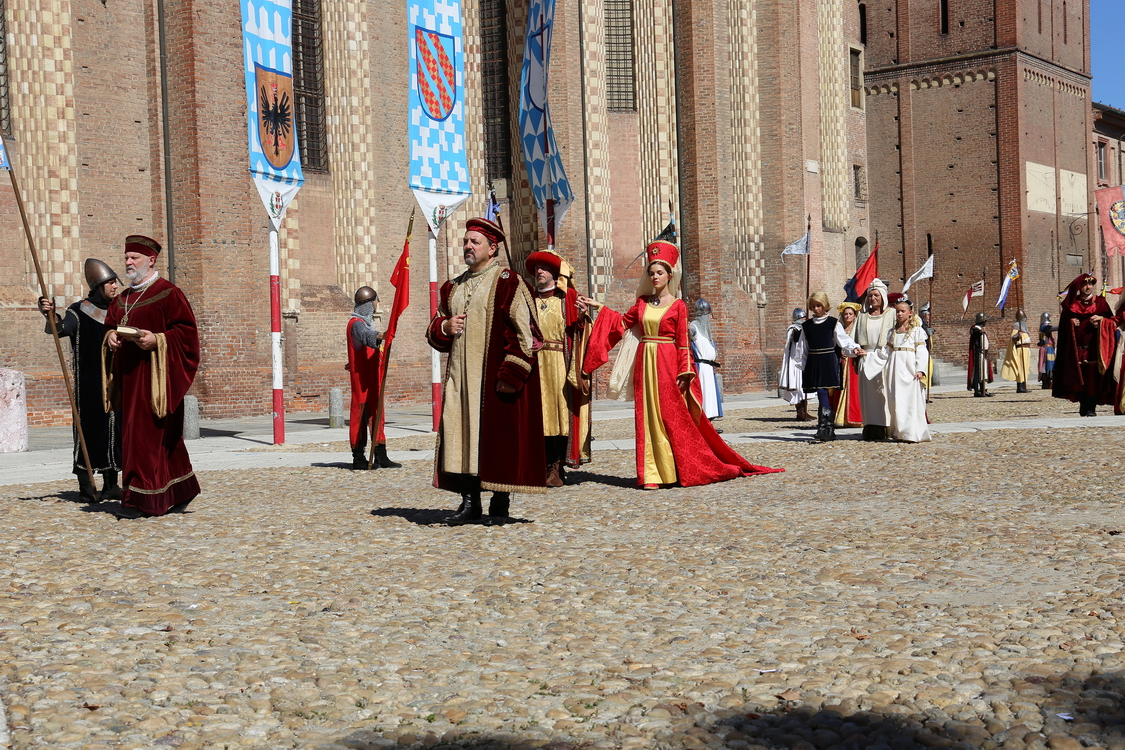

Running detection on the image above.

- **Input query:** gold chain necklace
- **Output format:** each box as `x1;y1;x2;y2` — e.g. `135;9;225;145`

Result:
121;277;154;325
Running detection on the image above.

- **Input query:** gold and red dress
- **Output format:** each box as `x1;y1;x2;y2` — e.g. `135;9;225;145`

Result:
585;297;781;487
833;325;863;428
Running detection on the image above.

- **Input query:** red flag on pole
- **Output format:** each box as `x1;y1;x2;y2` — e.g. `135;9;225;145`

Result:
382;213;414;348
843;241;878;302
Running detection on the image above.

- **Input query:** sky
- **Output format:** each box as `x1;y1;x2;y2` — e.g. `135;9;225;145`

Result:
1091;0;1124;108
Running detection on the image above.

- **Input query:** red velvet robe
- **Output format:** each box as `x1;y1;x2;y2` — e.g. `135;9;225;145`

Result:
427;268;546;493
1053;294;1115;404
584;298;782;487
104;277;200;515
346;318;386;446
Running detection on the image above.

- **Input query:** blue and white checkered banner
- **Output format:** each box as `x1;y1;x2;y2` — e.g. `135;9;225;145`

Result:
0;136;10;171
409;0;471;233
519;0;574;238
241;0;305;230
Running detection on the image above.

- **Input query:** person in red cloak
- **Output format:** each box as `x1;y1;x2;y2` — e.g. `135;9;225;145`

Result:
346;285;400;470
1052;272;1115;416
579;240;782;489
103;235;201;518
426;218;545;524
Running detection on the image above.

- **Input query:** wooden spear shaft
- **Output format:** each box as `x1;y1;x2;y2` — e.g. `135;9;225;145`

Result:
5;151;100;499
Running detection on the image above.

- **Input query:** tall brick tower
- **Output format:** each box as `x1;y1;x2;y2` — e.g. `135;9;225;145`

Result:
864;0;1094;334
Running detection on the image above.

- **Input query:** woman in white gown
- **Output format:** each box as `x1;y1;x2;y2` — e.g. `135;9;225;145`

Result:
863;297;931;443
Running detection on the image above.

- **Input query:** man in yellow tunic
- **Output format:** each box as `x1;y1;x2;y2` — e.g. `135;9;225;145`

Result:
526;250;592;487
1000;310;1033;393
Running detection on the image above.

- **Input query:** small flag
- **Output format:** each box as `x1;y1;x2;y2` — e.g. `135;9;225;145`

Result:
781;232;810;256
1110;286;1124;295
962;279;985;318
485;185;501;223
994;260;1019;310
382;212;414;349
901;254;934;294
843;242;879;303
0;137;10;171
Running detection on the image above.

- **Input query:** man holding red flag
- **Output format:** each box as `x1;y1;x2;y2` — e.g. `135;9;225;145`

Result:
346;286;400;470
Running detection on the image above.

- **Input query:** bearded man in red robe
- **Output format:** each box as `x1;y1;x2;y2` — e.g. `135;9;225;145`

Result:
1052;272;1115;416
426;218;545;524
103;235;201;518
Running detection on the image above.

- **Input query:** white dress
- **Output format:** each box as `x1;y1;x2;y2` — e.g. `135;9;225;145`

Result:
864;326;931;443
855;312;893;427
779;321;808;404
689;321;723;419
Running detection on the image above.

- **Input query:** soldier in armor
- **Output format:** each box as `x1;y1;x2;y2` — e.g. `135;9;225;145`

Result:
346;286;401;470
1037;312;1056;390
780;308;811;421
689;298;723;422
38;258;123;503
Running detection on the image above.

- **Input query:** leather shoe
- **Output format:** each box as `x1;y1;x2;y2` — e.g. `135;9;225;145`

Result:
444;493;482;525
113;505;147;520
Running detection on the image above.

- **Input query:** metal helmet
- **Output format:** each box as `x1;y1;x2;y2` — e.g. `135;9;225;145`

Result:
83;258;118;290
792;307;807;322
919;301;931;315
1040;312;1052;327
1015;309;1026;322
973;312;989;325
695;298;712;316
354;286;378;305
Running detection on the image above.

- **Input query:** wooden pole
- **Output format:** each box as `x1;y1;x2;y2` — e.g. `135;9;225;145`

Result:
4;143;100;499
369;209;415;469
804;214;812;301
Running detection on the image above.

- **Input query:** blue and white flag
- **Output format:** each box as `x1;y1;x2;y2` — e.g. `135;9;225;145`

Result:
409;0;471;232
241;0;305;229
0;137;9;171
995;260;1020;310
519;0;574;239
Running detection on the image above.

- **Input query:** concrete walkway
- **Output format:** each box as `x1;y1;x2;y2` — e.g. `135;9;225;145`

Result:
2;384;1122;487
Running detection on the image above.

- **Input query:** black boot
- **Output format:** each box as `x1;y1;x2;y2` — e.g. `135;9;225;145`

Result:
374;444;402;469
352;447;373;470
444;492;482;525
812;409;829;443
77;472;99;504
101;470;121;501
823;409;836;442
487;492;511;522
1016;382;1027;393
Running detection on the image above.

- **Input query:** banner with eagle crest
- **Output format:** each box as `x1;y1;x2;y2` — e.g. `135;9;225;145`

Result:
408;0;471;232
241;0;305;230
1096;186;1125;257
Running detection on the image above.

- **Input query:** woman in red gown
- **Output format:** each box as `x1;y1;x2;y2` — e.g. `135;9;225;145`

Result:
581;240;781;489
832;301;864;427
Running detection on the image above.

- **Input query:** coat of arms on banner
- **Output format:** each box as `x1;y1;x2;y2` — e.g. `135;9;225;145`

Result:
1111;201;1125;236
414;28;457;121
256;64;296;169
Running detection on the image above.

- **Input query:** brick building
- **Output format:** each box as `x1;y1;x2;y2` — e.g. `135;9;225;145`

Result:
0;0;869;424
1093;102;1125;291
863;0;1097;344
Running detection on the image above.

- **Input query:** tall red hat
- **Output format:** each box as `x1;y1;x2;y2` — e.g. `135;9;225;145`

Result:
525;250;562;276
125;235;162;259
646;240;679;270
464;218;505;246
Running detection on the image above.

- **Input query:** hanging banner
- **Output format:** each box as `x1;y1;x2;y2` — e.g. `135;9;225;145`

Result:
241;0;305;229
519;0;575;237
409;0;472;232
0;137;9;171
1096;186;1125;257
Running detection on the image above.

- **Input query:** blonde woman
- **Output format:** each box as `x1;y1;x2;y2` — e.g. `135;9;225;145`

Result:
863;297;931;442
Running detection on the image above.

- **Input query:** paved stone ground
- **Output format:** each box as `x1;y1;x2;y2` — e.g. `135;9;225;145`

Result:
1;394;1124;750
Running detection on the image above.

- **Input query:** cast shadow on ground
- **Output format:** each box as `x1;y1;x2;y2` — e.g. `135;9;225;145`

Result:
324;666;1125;749
312;461;360;470
369;507;534;526
564;471;637;488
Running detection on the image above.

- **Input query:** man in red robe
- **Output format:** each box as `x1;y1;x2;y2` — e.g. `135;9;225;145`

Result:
103;235;201;518
426;218;545;524
1052;272;1115;416
346;285;400;470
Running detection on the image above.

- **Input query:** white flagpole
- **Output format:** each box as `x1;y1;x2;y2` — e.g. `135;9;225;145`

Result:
429;229;441;432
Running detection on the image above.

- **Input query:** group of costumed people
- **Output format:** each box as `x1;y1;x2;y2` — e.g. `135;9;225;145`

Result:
419;217;780;525
781;279;932;443
39;235;201;519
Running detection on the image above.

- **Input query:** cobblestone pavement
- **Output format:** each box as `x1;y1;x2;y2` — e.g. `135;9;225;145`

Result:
2;419;1124;750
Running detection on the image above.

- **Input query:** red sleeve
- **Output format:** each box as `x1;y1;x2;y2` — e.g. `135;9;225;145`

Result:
495;275;539;389
582;306;625;374
674;301;693;376
425;282;455;353
163;286;200;411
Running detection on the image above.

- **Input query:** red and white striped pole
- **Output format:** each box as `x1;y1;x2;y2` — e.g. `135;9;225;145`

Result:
269;228;285;444
429;228;441;432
